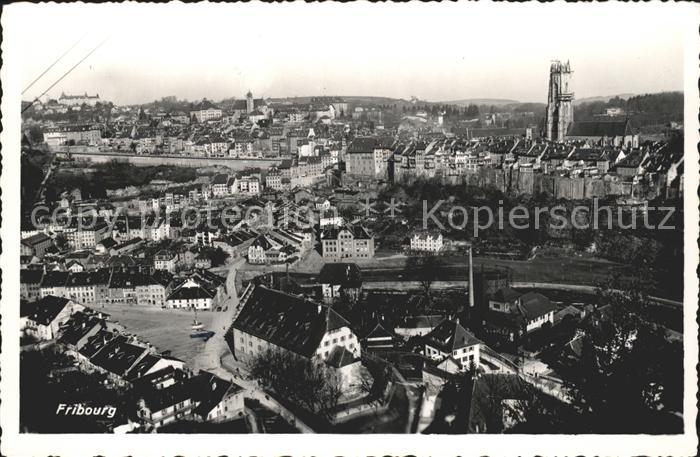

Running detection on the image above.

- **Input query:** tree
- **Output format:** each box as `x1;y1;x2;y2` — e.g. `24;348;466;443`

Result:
564;283;684;433
358;358;391;408
248;349;342;420
405;255;442;299
209;247;229;267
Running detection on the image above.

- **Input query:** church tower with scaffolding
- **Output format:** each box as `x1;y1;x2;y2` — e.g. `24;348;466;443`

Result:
545;60;574;142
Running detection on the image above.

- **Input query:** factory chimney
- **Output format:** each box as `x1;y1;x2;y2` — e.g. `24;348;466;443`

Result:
468;242;475;309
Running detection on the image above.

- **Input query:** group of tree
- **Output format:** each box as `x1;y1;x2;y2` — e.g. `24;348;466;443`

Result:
564;281;684;433
400;103;480;118
574;91;683;126
45;160;197;202
247;349;343;421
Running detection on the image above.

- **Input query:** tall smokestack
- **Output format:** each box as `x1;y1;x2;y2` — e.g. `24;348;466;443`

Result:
468;242;474;309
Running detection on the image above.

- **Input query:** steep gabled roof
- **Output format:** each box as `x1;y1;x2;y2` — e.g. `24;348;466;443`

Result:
516;292;557;320
326;345;358;368
23;295;73;324
40;271;69;288
567;120;631;138
232;285;352;358
492;287;521;303
425;319;482;353
191;371;243;418
89;337;147;377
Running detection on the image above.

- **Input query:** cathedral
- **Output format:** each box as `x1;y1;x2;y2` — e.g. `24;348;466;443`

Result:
544;60;574;142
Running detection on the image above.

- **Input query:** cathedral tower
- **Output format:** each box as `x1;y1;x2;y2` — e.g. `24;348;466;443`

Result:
545;60;574;142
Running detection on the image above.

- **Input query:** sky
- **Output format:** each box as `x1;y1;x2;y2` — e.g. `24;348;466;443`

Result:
7;2;690;106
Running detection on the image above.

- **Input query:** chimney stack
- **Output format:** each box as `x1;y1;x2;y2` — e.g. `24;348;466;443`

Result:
468;242;474;309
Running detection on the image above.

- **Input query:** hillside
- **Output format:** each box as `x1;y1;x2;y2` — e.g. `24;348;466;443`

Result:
573;93;636;106
574;91;683;126
266;95;410;105
441;98;520;107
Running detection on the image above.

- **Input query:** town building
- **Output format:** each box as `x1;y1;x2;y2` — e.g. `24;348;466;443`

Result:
21;295;84;341
486;289;558;340
320;224;374;260
20;269;44;301
231;284;361;363
165;271;226;310
318;262;363;303
345;137;396;179
190;99;223;123
424;319;483;371
57;92;101;106
20;233;53;258
154;250;179;273
410;231;444;253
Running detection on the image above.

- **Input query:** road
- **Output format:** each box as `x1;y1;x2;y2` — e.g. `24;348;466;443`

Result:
191;257;245;373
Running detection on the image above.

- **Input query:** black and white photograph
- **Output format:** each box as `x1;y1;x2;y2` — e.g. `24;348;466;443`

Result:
1;2;698;456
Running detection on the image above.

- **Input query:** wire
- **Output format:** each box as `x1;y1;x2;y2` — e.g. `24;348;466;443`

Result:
22;33;87;95
22;36;109;114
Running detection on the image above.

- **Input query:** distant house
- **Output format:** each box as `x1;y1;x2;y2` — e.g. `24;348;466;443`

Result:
66;260;85;273
95;237;118;254
21;233;53;258
190;371;245;423
166;271;226;310
154;250;178;273
360;321;400;353
318;263;362;303
135;368;197;430
247;234;290;265
20;269;44;301
22;295;84;341
345;137;396;179
194;254;212;270
190;99;223;123
486;289;557;339
210;173;231;197
410;230;443;253
125;354;186;382
88;335;149;385
39;271;70;298
58;310;120;352
394;315;444;339
320;224;374;260
424;319;483;371
65;219;110;249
